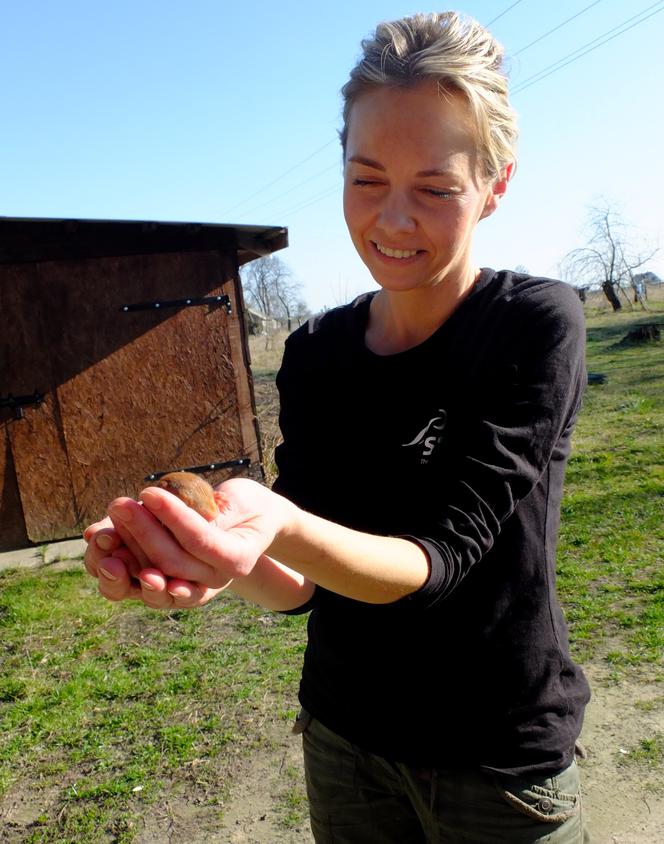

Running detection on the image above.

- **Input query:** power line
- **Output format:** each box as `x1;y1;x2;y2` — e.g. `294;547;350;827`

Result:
512;1;664;95
266;184;341;221
485;1;525;28
234;162;340;222
513;0;605;56
221;138;337;217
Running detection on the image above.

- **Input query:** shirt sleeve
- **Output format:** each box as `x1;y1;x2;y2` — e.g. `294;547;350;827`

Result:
271;324;322;510
402;282;586;607
271;323;324;612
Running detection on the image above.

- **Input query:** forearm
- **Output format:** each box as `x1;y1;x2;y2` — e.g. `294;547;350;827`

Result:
269;506;430;604
122;480;429;606
229;554;316;611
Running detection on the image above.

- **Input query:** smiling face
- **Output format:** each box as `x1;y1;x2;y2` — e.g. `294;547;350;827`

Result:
343;81;509;296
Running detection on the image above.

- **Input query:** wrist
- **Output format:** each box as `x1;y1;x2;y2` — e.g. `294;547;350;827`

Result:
269;492;304;559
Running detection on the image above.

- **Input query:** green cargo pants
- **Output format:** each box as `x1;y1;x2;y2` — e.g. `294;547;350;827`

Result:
296;710;589;843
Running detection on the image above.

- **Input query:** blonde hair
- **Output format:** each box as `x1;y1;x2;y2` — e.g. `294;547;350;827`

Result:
340;11;518;181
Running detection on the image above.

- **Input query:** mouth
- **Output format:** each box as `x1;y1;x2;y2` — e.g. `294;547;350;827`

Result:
373;242;421;259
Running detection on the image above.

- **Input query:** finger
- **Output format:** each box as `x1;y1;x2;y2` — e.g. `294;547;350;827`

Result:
83;500;152;571
108;496;231;587
166;577;232;606
84;527;138;580
84;532;121;579
112;517;152;569
83;517;113;543
97;555;144;602
140;487;257;577
95;529;121;553
139;570;227;609
136;568;176;610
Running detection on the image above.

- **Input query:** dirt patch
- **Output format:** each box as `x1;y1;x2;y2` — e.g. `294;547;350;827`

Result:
579;664;664;843
216;722;312;843
0;783;63;835
134;718;312;844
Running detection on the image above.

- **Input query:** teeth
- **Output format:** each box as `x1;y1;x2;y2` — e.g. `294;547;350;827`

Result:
375;243;418;259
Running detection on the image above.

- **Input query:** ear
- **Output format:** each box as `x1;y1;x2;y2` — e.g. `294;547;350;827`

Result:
479;161;514;221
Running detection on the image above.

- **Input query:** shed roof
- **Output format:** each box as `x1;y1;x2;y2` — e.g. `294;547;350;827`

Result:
0;216;288;266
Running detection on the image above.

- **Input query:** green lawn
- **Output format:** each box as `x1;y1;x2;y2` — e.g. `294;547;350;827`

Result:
557;306;663;670
0;580;307;841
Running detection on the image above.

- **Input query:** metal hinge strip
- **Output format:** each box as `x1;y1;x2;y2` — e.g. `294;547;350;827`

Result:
121;294;232;314
0;390;44;419
144;457;250;482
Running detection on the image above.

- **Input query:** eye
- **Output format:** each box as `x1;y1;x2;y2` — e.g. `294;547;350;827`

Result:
352;178;378;187
423;188;453;200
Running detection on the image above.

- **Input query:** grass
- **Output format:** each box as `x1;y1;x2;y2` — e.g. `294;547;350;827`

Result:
556;304;664;670
620;734;664;769
1;303;662;839
0;570;307;840
277;764;309;829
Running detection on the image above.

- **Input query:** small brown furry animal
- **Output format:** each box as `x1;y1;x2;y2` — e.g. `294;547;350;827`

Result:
155;471;219;520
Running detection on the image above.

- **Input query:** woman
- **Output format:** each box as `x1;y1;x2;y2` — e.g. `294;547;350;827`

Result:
85;12;591;842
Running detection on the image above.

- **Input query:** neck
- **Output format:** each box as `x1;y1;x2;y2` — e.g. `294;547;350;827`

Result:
365;266;481;355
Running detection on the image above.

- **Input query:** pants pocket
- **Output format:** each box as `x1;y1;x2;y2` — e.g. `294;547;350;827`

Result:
492;761;581;824
292;707;312;735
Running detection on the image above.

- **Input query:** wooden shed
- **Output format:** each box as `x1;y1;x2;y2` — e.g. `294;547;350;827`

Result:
0;216;287;551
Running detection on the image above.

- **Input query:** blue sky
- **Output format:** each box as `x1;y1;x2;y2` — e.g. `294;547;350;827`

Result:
2;0;663;311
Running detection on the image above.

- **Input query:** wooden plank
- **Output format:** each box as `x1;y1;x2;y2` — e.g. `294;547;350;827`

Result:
226;266;264;481
1;262;78;544
8;393;79;543
0;423;30;550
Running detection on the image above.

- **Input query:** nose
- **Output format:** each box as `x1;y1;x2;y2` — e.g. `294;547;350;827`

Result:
376;191;416;236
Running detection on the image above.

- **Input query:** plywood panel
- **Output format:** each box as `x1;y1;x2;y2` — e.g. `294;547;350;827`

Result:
8;393;79;542
53;251;249;526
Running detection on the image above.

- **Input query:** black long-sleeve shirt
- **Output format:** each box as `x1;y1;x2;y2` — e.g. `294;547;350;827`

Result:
273;269;591;777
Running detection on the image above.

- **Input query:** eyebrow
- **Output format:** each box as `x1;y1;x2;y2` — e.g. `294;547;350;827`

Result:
347;155;455;179
348;155;385;171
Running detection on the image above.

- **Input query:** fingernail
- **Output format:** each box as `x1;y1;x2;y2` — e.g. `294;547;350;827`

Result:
140;490;161;510
109;504;130;523
99;567;118;582
141;581;156;591
96;534;113;551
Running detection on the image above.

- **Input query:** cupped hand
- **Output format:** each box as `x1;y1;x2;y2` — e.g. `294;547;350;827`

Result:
121;476;295;584
83;517;227;609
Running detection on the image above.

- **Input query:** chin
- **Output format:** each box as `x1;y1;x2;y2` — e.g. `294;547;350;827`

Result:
368;266;442;292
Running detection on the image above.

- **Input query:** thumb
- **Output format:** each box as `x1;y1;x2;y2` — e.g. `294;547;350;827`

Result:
212;488;236;528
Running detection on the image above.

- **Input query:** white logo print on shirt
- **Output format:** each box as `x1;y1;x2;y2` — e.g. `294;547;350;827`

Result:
402;410;447;463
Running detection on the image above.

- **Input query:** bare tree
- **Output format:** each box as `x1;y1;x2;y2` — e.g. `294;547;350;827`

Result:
273;274;308;332
241;255;309;342
561;202;658;312
241;255;287;318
